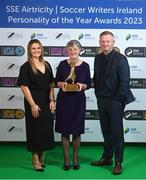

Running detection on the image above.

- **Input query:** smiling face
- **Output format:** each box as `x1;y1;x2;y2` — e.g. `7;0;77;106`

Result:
67;44;81;59
30;43;42;59
99;34;115;55
27;39;44;62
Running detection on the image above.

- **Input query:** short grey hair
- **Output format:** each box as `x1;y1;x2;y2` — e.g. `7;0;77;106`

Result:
66;40;82;49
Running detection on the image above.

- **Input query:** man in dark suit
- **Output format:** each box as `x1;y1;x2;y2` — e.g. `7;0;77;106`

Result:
91;31;135;175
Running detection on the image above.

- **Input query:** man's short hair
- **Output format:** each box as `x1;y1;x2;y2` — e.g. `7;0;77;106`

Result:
100;31;114;38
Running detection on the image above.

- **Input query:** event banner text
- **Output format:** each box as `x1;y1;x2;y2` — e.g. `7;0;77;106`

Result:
0;0;145;29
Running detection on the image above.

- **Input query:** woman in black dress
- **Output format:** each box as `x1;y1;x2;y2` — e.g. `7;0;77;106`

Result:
55;40;91;170
17;39;55;171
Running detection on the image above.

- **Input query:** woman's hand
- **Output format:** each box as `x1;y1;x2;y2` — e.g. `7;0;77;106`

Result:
31;104;41;118
57;82;67;90
50;100;55;113
77;83;87;91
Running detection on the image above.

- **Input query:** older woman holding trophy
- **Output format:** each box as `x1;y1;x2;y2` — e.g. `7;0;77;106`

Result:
55;40;91;170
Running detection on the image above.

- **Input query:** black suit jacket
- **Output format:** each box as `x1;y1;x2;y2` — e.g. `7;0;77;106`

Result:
93;49;135;105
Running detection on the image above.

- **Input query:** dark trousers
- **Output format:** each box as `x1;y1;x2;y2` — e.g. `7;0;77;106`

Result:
97;97;125;163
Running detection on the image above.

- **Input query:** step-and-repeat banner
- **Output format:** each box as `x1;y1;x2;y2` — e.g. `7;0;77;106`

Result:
0;0;146;142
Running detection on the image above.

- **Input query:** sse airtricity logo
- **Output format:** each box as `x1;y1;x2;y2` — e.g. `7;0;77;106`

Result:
31;33;36;39
126;34;131;41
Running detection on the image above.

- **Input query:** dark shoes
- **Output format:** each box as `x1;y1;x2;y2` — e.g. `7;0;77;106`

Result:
63;163;80;170
63;164;70;170
73;164;80;170
35;168;44;172
32;160;44;172
91;158;122;175
113;162;122;175
41;164;46;168
91;158;113;166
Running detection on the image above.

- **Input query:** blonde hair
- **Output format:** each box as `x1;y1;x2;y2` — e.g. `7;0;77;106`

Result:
27;39;46;73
